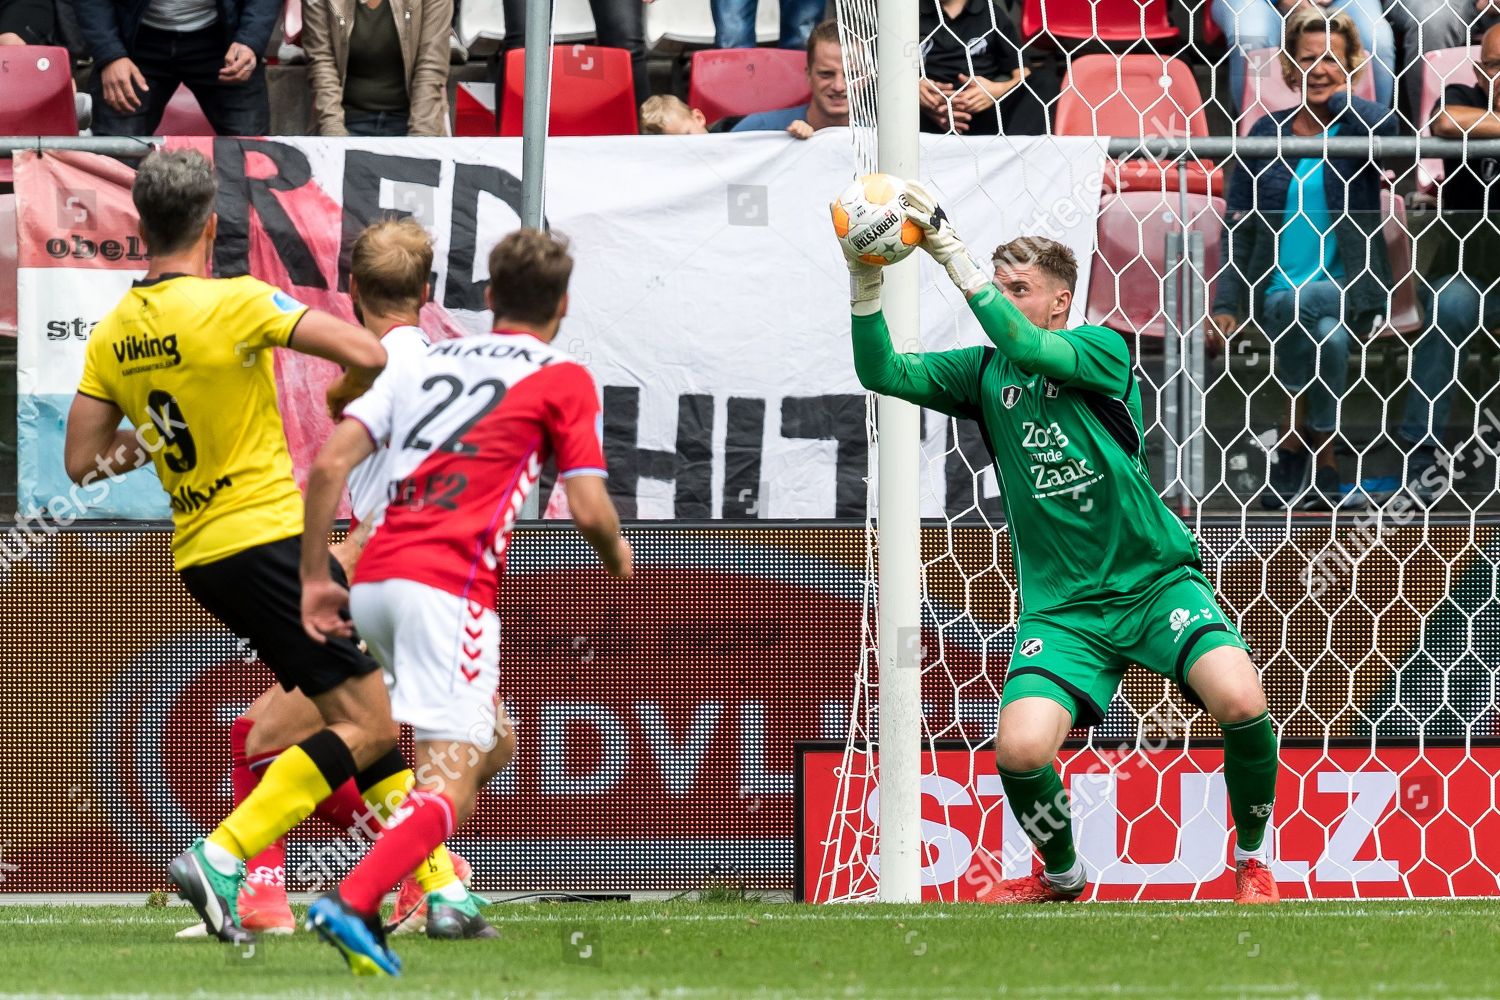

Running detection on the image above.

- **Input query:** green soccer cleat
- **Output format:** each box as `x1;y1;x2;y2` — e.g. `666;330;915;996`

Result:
426;889;499;940
167;839;254;944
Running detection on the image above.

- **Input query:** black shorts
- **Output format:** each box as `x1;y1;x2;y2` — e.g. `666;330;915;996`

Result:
180;535;380;698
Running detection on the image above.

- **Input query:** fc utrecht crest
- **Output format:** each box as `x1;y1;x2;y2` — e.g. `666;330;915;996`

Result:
1001;385;1022;409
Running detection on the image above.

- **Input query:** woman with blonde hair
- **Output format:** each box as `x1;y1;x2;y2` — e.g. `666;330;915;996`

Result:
1211;9;1397;510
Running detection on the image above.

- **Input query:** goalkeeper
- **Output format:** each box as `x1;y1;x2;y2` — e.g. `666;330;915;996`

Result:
840;184;1281;905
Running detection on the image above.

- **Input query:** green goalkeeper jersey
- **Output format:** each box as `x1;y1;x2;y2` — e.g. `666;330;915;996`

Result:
850;285;1201;613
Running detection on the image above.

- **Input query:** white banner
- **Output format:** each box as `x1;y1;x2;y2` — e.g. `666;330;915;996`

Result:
15;134;1107;520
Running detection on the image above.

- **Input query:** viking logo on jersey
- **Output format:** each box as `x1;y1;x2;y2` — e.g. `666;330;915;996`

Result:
1018;638;1044;657
113;332;181;374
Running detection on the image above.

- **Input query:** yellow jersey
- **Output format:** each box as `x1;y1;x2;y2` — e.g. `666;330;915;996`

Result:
77;273;309;570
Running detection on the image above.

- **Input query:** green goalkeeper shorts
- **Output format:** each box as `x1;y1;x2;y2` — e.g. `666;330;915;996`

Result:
1000;565;1250;727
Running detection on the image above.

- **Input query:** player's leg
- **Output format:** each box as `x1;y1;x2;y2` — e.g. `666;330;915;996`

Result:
982;622;1120;903
991;692;1081;900
1184;645;1280;905
1124;566;1280;904
171;539;397;941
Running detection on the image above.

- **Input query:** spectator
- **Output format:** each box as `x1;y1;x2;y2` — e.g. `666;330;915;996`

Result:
1212;0;1397;110
302;0;453;136
1392;21;1500;503
501;0;649;104
1210;9;1397;511
0;0;54;44
918;0;1044;136
712;0;825;50
75;0;276;135
733;18;845;137
1383;1;1500;108
639;95;707;133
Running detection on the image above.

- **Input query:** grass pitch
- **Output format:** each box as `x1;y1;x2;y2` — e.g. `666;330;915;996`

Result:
0;900;1496;999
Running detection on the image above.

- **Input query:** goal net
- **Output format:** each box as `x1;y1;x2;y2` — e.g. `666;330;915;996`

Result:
814;0;1500;902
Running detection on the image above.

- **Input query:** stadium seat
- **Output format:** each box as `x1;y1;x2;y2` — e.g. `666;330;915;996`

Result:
646;0;779;49
1021;0;1180;46
283;0;303;46
1238;46;1376;136
455;81;498;136
0;46;78;182
457;0;505;49
688;49;809;127
1085;190;1226;340
1379;187;1423;337
1416;46;1479;193
1056;55;1221;196
1203;10;1224;48
0;194;16;340
499;45;637;136
157;86;215;136
0;46;77;136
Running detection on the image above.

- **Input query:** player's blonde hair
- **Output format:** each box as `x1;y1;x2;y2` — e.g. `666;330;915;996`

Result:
992;237;1079;294
1280;7;1368;90
350;217;434;318
488;228;574;326
640;95;694;135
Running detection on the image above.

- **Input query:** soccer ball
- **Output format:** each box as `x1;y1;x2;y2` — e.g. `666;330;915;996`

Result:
831;173;923;266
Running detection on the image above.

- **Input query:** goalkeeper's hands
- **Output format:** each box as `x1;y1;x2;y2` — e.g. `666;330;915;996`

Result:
902;180;991;296
833;199;884;316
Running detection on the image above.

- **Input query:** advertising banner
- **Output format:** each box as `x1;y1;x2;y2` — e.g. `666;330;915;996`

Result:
13;134;1108;520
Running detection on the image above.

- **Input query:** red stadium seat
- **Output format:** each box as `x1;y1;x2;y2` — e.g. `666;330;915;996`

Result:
1021;0;1180;46
1057;55;1221;196
455;81;499;136
158;86;215;136
1379;187;1423;337
283;0;303;46
0;46;77;182
688;49;810;128
1203;10;1224;48
1416;46;1479;193
1085;190;1225;340
0;195;16;340
1238;46;1376;136
0;46;76;135
499;45;637;136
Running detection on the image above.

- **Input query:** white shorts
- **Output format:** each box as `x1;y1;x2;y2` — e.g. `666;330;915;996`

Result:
349;578;501;746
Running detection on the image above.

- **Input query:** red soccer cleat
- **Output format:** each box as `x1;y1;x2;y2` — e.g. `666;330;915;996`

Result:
976;870;1087;904
1234;858;1279;905
238;879;295;935
390;852;473;935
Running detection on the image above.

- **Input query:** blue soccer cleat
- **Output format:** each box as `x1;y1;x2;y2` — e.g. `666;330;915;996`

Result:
306;893;403;976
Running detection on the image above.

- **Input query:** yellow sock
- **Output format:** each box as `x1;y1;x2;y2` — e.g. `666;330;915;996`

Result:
359;768;459;894
209;745;335;859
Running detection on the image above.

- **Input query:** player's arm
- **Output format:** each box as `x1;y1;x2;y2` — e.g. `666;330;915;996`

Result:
299;419;377;642
900;181;1082;384
286;310;388;418
837;211;984;416
848;307;986;417
564;474;632;579
63;394;152;485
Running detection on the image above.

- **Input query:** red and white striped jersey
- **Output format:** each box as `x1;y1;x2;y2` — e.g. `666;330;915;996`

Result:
343;329;606;608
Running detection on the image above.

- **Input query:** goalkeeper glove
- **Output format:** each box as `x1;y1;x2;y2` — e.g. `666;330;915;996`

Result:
902;180;991;296
834;201;884;316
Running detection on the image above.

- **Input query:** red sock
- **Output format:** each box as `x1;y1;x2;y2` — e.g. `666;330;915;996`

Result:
339;791;455;916
312;779;372;836
232;718;286;889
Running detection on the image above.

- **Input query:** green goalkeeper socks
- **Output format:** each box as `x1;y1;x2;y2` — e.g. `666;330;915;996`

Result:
1221;711;1279;853
999;764;1077;875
